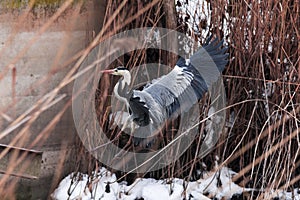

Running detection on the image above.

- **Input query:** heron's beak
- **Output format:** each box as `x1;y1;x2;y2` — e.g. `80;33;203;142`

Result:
101;69;115;74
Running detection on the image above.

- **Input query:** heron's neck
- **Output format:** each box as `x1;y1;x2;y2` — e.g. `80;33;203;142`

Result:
123;71;131;85
113;72;131;106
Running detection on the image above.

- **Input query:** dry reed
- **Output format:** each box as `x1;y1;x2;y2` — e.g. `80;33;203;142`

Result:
0;0;299;199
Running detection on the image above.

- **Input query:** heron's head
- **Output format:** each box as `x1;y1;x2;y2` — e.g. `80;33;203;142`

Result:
102;67;129;76
102;67;131;85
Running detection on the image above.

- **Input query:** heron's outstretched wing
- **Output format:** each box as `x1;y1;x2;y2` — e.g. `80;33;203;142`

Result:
127;38;228;127
122;37;227;147
144;37;228;118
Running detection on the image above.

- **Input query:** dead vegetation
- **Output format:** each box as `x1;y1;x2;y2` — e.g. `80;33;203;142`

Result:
0;0;299;199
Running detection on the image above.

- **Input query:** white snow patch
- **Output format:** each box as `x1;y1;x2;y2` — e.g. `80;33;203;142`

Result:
52;167;246;200
193;167;245;199
52;166;300;200
51;168;119;200
176;0;212;42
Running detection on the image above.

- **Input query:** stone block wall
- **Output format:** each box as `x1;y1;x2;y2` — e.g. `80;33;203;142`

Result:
0;1;105;198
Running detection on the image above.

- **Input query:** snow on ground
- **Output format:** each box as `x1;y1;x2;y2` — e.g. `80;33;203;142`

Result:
52;166;244;200
51;168;119;200
51;166;300;200
51;167;300;200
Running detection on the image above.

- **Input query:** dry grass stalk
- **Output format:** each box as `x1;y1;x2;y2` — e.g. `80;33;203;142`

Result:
0;0;299;199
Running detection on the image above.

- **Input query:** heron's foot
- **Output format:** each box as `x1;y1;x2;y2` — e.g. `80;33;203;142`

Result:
132;136;156;148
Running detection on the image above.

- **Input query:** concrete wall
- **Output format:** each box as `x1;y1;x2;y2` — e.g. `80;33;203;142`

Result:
0;1;105;199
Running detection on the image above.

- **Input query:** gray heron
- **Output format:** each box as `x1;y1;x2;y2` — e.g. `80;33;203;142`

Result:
102;37;228;147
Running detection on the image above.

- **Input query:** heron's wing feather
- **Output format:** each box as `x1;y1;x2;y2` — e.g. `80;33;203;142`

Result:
144;38;228;117
144;64;207;117
189;37;228;88
129;93;150;127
